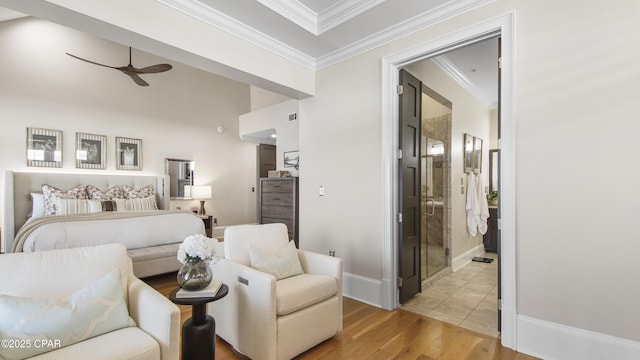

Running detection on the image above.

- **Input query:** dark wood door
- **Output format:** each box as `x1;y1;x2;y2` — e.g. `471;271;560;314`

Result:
258;144;276;178
497;36;502;331
399;69;422;304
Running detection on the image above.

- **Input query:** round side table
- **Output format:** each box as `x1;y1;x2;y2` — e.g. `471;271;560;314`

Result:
169;284;228;360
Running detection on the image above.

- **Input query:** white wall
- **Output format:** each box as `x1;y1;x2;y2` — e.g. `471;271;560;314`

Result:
405;59;491;262
299;0;640;353
250;86;291;112
0;17;257;229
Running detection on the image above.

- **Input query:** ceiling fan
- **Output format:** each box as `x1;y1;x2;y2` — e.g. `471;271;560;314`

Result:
65;47;172;86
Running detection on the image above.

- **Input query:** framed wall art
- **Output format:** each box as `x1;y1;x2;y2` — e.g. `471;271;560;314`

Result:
284;150;299;169
76;132;106;169
116;136;142;171
473;136;483;173
463;133;474;173
26;127;62;168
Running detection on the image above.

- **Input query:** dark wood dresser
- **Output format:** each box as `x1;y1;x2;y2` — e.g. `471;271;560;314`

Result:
483;206;498;253
259;177;299;247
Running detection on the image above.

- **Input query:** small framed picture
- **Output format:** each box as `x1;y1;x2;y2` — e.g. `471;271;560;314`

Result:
76;133;106;169
284;150;299;169
26;127;62;168
116;136;142;171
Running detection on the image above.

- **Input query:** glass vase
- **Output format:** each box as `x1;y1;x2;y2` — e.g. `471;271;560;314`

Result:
177;258;212;291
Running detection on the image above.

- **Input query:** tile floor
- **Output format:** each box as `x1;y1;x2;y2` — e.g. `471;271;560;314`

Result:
402;252;499;337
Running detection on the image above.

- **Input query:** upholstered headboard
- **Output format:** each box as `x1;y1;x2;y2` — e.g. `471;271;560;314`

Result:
2;170;169;253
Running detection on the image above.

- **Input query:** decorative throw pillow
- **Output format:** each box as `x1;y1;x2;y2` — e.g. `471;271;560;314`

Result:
86;185;124;200
121;184;155;199
113;197;158;211
100;200;118;212
0;268;135;360
249;241;303;280
56;199;102;215
29;193;45;219
41;184;88;216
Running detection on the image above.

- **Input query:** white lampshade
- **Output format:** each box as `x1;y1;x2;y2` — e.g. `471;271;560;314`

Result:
190;185;212;200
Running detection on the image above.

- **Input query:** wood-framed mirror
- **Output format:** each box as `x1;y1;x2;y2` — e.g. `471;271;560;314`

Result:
489;149;499;192
165;158;194;199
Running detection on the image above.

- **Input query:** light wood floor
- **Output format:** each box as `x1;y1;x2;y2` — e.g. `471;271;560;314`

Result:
143;273;538;360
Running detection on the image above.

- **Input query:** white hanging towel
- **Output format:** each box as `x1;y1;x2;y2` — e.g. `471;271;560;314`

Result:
477;174;490;235
465;172;479;236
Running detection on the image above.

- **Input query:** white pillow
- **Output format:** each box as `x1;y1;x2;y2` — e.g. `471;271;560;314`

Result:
30;193;45;219
0;268;135;360
249;241;303;280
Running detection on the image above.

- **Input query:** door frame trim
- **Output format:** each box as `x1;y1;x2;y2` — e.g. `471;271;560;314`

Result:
380;12;516;349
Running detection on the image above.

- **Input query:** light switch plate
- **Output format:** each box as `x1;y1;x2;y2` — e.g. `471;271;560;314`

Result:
319;186;325;196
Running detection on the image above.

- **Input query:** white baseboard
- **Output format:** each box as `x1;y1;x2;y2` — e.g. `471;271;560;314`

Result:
451;244;485;271
342;272;383;307
517;315;640;360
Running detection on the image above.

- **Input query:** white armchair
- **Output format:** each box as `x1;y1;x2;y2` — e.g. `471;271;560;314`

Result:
208;223;342;360
0;244;180;360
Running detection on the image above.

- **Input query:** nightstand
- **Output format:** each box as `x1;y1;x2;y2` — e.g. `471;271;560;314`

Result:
198;215;212;237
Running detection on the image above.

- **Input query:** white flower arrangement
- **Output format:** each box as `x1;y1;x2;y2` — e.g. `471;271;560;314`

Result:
177;234;219;265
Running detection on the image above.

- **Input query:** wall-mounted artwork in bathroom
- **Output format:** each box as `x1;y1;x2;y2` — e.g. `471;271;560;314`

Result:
473;137;483;173
464;133;474;173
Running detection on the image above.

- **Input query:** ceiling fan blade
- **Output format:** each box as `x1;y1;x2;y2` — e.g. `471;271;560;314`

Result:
134;64;173;74
66;53;117;69
123;72;149;86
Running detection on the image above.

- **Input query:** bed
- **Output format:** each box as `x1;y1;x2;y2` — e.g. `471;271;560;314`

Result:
2;171;205;278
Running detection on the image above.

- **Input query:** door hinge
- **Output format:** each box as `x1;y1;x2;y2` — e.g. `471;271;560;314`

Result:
397;85;404;95
445;247;450;257
498;57;502;69
397;277;403;288
397;212;403;223
498;299;502;310
498;218;502;230
397;149;403;159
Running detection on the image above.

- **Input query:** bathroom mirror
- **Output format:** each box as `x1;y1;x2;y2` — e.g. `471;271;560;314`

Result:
165;158;194;199
489;149;499;192
464;133;474;173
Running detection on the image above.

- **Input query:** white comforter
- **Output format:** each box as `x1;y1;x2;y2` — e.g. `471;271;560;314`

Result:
14;211;205;253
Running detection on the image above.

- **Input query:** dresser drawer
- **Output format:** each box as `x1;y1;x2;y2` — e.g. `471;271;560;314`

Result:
262;192;293;206
262;205;294;219
261;180;294;193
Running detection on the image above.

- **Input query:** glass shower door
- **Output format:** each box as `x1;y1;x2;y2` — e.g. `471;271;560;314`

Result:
422;137;447;279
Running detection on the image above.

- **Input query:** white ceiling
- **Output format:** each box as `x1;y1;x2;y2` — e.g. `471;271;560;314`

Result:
0;1;498;107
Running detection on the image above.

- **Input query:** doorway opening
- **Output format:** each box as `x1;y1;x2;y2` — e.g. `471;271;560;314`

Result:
381;13;515;347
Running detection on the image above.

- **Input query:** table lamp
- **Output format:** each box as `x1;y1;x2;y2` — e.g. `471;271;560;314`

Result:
190;185;212;216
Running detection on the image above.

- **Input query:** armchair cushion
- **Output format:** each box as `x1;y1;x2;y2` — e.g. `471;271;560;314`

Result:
276;273;337;316
0;268;134;360
249;241;303;280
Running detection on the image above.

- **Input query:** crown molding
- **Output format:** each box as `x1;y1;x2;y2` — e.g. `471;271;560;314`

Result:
315;0;494;69
156;0;316;69
255;0;318;35
318;0;387;35
431;55;496;109
156;0;493;72
255;0;386;36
